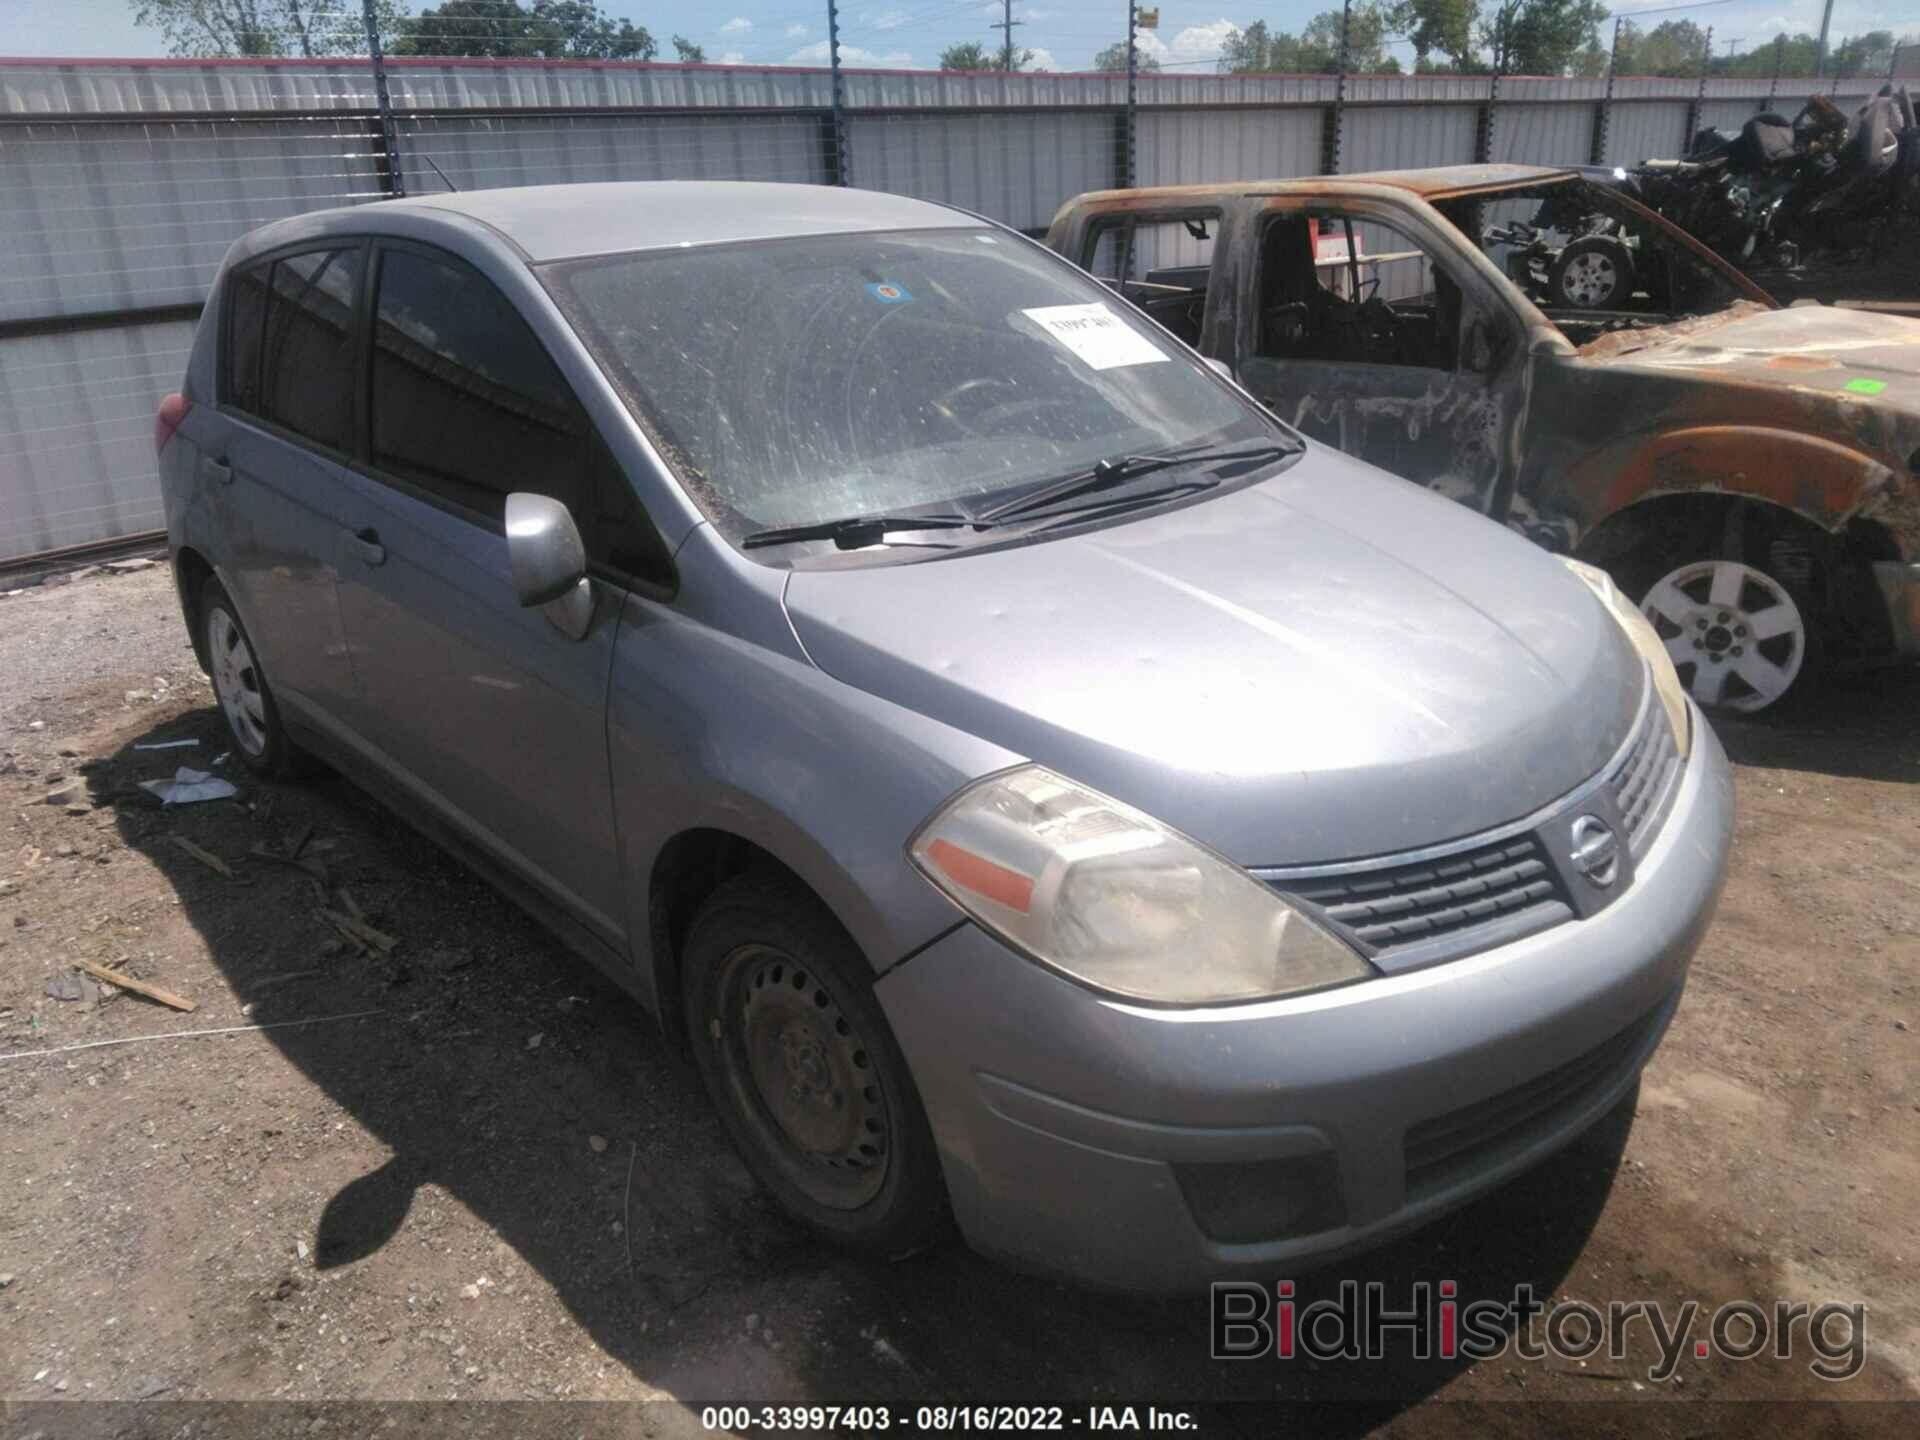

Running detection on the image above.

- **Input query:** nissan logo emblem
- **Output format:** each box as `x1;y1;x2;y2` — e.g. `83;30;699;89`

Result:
1570;815;1620;888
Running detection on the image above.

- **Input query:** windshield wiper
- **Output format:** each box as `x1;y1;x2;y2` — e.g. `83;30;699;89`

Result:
976;442;1296;525
740;511;974;551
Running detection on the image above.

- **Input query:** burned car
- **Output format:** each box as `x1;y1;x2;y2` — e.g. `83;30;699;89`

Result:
1048;164;1920;713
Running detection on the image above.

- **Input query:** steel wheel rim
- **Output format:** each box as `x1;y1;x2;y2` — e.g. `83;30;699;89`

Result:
716;943;889;1209
1564;251;1617;305
1640;559;1805;713
205;605;270;756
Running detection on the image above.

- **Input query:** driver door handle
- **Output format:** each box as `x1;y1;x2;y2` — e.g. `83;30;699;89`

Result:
343;527;386;567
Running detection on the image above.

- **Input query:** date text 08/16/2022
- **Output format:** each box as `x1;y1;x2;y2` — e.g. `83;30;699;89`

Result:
700;1406;1199;1432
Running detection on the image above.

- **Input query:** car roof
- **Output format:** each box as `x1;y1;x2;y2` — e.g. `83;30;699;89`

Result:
1064;163;1578;208
238;181;978;265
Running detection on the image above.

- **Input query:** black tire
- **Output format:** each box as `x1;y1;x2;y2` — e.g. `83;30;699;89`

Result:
196;577;307;779
682;870;948;1259
1549;236;1634;309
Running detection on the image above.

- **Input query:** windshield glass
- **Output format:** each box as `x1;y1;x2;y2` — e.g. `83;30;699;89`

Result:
542;227;1277;554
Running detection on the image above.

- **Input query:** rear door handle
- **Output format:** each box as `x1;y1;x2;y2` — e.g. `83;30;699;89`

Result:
201;457;232;485
343;527;386;567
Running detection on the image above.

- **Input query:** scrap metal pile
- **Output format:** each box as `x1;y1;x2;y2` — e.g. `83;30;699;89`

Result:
1617;86;1919;275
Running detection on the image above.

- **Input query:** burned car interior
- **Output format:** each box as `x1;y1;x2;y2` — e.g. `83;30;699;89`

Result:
1255;213;1461;371
1087;211;1218;347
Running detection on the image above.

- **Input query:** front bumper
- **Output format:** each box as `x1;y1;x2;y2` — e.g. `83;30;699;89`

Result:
876;710;1734;1294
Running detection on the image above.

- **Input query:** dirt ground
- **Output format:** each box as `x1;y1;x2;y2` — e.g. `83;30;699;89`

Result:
1;561;1917;1436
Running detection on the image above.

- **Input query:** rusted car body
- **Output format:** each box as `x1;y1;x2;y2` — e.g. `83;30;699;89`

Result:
1045;164;1920;712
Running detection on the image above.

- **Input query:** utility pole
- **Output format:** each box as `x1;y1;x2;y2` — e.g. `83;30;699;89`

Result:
988;0;1023;71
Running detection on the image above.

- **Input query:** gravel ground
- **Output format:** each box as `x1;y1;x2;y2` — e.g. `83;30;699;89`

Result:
0;563;1917;1437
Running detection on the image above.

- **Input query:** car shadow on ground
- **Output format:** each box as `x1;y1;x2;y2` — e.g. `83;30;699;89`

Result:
1713;666;1920;785
90;705;1631;1429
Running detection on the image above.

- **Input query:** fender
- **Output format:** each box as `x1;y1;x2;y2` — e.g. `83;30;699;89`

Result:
1567;425;1901;543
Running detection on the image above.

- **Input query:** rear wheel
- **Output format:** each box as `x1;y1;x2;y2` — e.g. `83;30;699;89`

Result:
682;872;947;1258
198;579;305;778
1637;558;1814;714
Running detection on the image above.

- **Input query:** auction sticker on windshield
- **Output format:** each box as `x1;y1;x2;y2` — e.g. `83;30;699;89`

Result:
1022;303;1169;371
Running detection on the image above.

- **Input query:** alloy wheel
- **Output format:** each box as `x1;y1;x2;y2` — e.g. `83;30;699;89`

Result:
1560;250;1619;306
1640;559;1806;713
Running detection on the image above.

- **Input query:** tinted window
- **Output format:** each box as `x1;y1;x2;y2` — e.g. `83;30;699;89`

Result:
224;261;269;412
261;247;361;451
370;248;587;521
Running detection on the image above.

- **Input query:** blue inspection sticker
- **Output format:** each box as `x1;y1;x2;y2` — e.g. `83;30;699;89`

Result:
865;281;913;304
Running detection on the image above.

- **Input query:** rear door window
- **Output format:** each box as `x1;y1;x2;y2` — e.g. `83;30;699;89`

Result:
260;247;361;453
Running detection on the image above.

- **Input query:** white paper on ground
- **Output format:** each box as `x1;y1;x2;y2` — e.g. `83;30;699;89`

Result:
139;766;238;806
1020;303;1169;371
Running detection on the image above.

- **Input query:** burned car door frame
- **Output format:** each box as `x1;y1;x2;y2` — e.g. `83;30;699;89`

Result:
1228;191;1528;517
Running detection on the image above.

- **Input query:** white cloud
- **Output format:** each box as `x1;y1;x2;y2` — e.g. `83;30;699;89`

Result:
1134;19;1240;67
1025;47;1058;71
787;40;917;68
866;9;909;30
785;23;809;39
718;51;746;64
719;17;752;34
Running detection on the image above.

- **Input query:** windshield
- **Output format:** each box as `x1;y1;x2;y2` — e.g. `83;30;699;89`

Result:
542;227;1278;556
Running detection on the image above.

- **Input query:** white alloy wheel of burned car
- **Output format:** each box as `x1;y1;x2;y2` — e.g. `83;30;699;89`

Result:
1639;558;1807;713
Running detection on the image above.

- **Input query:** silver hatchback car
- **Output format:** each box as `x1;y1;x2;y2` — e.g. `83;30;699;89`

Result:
156;181;1732;1293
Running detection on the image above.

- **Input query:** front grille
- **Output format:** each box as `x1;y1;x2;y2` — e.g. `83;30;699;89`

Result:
1282;836;1568;957
1402;1005;1661;1200
1606;680;1683;857
1262;669;1686;971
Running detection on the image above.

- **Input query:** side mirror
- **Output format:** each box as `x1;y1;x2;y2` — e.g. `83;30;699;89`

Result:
505;492;592;640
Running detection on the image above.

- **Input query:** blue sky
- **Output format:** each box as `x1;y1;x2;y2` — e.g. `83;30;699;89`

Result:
1;0;1910;71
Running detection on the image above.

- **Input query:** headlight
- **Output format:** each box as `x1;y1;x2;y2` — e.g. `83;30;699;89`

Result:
1562;557;1692;759
908;766;1372;1005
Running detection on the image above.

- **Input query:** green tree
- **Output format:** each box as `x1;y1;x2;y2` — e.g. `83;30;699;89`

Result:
1830;31;1896;79
1389;0;1478;70
1616;18;1708;77
938;40;1030;71
392;1;656;60
1479;0;1606;75
1092;40;1160;72
131;0;405;57
1218;7;1399;75
671;34;703;62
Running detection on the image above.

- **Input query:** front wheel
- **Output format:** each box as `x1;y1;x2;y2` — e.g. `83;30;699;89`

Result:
1638;558;1814;714
682;872;948;1258
1550;236;1633;309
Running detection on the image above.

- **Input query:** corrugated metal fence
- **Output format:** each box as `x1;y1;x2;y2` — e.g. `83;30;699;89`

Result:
0;57;1888;565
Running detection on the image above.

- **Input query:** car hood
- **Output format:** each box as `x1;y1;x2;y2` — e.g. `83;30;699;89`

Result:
1584;302;1920;408
784;449;1643;867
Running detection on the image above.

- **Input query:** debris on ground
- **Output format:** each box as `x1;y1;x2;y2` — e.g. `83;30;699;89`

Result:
167;835;235;879
74;957;197;1013
139;767;238;806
